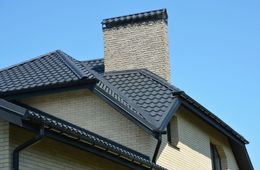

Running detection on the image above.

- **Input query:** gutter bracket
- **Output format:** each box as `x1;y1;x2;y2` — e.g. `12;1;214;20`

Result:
12;128;45;170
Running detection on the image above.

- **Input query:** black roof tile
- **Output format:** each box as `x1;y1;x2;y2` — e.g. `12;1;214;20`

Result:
103;69;180;128
0;50;94;95
82;59;104;73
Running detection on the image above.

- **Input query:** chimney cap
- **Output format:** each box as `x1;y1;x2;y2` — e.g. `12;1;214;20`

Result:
102;9;168;29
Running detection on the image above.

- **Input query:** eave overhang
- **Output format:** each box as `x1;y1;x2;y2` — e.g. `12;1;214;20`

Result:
0;99;166;170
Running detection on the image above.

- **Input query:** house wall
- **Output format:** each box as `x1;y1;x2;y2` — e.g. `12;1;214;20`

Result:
21;89;157;158
104;20;170;81
21;90;239;170
157;106;239;170
0;119;10;170
9;125;131;170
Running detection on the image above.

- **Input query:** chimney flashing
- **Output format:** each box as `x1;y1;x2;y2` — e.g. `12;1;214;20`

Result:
102;9;168;30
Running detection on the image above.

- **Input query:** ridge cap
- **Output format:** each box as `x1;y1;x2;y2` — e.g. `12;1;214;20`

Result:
0;50;58;72
56;50;91;79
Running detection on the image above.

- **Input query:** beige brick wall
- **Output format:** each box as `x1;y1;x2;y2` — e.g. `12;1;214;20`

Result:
104;20;170;81
157;106;239;170
21;89;157;158
0;118;10;170
9;125;131;170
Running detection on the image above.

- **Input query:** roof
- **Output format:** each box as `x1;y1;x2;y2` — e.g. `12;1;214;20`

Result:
0;50;248;144
102;9;168;29
83;59;249;143
0;50;253;169
0;50;94;96
102;69;181;130
0;99;165;170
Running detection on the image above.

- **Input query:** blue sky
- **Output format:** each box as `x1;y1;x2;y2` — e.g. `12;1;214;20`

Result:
1;0;259;168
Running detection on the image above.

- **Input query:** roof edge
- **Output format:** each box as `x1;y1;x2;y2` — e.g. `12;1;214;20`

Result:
138;69;249;144
180;92;249;144
6;100;166;170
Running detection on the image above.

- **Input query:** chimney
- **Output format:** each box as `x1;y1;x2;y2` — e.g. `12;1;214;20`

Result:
102;9;170;81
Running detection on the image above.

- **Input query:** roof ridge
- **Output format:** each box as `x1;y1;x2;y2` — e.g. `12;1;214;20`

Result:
0;50;57;72
139;69;181;92
56;50;90;79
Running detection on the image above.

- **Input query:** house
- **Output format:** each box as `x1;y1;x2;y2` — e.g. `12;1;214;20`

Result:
0;9;253;170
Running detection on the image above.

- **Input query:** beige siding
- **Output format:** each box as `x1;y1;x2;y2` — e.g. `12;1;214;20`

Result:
9;125;131;170
21;89;157;158
104;20;170;81
0;119;10;170
157;107;239;170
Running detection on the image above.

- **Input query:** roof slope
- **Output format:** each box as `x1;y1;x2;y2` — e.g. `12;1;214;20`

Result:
103;70;180;130
105;70;175;121
0;50;94;96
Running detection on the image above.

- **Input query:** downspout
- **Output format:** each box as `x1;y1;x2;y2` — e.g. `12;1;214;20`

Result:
13;128;44;170
152;133;162;163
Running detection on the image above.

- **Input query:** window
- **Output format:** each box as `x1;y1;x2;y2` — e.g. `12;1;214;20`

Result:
210;144;222;170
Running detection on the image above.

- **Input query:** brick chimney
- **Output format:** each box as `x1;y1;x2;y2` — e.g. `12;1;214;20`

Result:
102;9;170;81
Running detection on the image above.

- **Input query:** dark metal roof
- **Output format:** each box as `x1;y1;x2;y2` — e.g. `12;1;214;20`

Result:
0;99;166;170
83;59;249;143
0;50;94;96
102;9;168;29
104;69;180;128
81;59;104;73
0;51;249;144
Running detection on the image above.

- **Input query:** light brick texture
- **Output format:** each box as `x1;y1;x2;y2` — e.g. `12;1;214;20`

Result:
157;106;239;170
21;89;157;158
104;20;170;81
9;125;130;170
0;119;10;170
